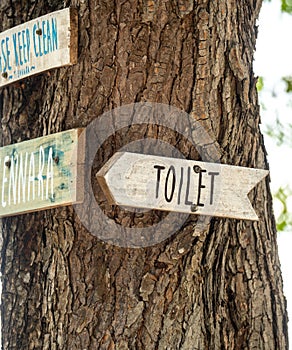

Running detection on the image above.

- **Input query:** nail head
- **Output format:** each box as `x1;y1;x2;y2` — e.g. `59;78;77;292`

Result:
193;165;201;173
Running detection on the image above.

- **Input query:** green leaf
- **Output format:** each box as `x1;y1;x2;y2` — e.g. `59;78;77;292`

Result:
277;220;288;231
256;76;264;92
274;186;292;231
281;0;292;13
282;76;292;92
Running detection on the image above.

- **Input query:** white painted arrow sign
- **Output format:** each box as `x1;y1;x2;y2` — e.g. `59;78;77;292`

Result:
96;152;269;221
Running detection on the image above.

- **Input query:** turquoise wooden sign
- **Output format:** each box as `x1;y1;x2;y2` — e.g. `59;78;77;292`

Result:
0;129;83;217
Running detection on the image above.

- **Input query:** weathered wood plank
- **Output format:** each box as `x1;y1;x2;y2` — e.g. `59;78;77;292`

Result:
96;152;269;221
0;7;78;88
0;129;84;217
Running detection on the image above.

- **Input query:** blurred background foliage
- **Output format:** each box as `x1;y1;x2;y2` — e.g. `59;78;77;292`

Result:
281;0;292;13
257;0;292;231
266;0;292;13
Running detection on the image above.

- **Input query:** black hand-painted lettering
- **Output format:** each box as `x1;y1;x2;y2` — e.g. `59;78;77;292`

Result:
154;165;165;198
178;167;184;205
196;169;206;207
185;166;192;205
165;166;176;203
208;172;219;205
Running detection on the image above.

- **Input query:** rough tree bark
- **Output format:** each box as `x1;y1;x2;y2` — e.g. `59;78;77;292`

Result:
0;0;289;349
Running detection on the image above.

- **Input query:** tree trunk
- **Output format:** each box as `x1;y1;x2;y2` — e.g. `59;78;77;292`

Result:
0;0;288;349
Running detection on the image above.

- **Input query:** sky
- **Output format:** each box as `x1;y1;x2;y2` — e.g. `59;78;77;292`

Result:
254;0;292;341
255;0;292;190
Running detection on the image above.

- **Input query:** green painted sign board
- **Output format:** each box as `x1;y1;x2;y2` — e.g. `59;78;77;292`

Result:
0;129;83;217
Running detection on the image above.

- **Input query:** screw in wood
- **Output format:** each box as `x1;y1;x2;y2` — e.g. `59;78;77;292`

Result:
5;160;11;168
36;28;42;35
54;156;59;164
190;203;198;212
2;72;8;79
193;165;201;173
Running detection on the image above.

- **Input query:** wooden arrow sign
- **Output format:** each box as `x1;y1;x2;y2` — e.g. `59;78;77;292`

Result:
0;129;84;217
96;152;269;221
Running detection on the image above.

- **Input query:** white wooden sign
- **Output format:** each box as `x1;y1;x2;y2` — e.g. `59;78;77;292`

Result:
0;7;78;87
97;152;269;221
0;129;84;217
